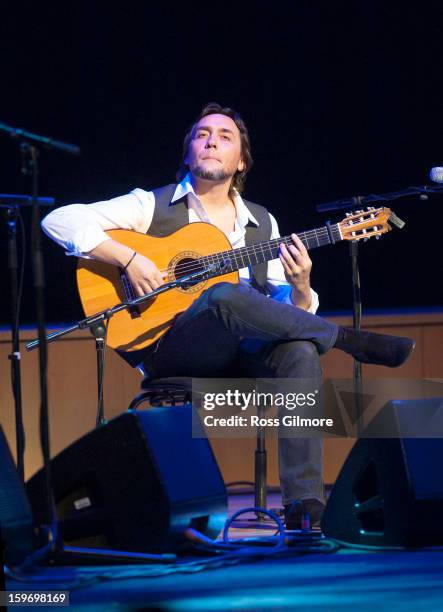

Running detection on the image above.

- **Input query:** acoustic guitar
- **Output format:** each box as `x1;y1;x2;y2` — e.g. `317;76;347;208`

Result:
77;207;394;355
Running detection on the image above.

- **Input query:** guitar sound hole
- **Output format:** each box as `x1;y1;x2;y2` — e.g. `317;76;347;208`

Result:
174;257;202;277
174;257;205;288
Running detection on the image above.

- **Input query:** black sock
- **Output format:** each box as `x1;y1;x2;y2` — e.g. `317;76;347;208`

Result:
333;327;359;351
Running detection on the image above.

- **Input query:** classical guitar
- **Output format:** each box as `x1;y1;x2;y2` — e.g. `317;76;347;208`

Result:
77;207;394;355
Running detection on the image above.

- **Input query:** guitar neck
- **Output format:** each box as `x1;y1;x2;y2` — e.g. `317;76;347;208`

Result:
201;222;342;274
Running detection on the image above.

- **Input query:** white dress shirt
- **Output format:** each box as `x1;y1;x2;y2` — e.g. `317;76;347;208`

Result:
42;174;319;313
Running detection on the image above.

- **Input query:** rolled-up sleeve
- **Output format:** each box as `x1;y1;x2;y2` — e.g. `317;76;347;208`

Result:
41;188;155;257
266;213;319;314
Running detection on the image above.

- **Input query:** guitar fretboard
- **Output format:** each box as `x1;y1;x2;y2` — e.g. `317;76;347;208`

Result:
198;223;342;273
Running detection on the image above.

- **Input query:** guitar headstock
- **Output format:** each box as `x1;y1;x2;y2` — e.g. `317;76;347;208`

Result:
339;207;393;242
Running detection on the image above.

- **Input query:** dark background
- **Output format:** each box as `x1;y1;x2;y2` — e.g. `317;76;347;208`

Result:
1;2;442;326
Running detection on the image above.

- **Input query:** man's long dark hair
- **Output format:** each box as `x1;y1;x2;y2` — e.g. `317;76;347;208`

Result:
176;102;253;196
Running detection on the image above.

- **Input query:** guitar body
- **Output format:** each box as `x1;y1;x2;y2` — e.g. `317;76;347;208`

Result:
76;223;239;353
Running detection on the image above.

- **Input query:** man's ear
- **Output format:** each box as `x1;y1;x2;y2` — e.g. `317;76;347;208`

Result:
238;158;245;172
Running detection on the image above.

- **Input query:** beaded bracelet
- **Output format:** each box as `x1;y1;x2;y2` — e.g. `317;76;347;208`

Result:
124;251;137;271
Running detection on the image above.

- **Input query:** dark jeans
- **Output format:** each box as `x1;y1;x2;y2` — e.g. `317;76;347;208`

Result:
143;282;338;505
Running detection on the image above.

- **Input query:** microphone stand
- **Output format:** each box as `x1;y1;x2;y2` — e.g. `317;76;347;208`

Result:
1;196;55;484
91;323;108;427
21;140;59;547
27;263;228;434
349;208;363;435
346;198;364;435
0;120;81;562
317;191;408;435
27;261;231;474
0;121;81;156
2;204;25;482
26;261;228;424
26;261;226;351
316;183;443;213
23;260;227;565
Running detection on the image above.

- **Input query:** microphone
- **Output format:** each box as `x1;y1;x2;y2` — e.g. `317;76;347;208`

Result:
429;167;443;184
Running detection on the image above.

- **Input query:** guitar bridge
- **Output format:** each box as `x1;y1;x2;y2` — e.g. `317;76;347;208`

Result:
119;269;141;319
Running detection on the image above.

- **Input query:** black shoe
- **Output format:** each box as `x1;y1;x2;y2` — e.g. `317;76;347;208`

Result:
284;498;325;530
334;327;415;368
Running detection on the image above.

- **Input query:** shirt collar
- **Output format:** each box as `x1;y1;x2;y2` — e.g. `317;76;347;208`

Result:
171;173;259;227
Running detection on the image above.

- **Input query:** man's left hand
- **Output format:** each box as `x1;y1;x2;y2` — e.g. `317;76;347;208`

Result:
279;233;312;310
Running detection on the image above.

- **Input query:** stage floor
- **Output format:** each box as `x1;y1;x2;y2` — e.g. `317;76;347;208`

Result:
6;489;443;611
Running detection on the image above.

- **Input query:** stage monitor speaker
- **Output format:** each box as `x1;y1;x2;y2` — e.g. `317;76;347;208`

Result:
322;398;443;548
26;406;227;553
0;427;35;565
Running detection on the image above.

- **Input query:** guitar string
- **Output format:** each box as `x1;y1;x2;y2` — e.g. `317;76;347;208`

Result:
175;218;374;276
145;228;339;277
120;209;376;279
158;229;339;277
119;213;373;284
155;236;326;276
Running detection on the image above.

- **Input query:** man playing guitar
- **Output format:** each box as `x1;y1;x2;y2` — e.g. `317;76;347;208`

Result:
42;102;414;529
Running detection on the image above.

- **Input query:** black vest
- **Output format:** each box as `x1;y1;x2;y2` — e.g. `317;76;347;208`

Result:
118;184;273;367
148;183;272;293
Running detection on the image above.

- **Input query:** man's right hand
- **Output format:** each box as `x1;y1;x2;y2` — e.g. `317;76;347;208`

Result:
125;253;167;296
87;238;167;297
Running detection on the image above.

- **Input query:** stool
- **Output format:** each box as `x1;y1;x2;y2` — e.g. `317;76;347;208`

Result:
129;377;193;409
129;377;268;516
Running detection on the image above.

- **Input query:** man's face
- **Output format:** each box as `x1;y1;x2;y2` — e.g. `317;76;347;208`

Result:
185;113;245;183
